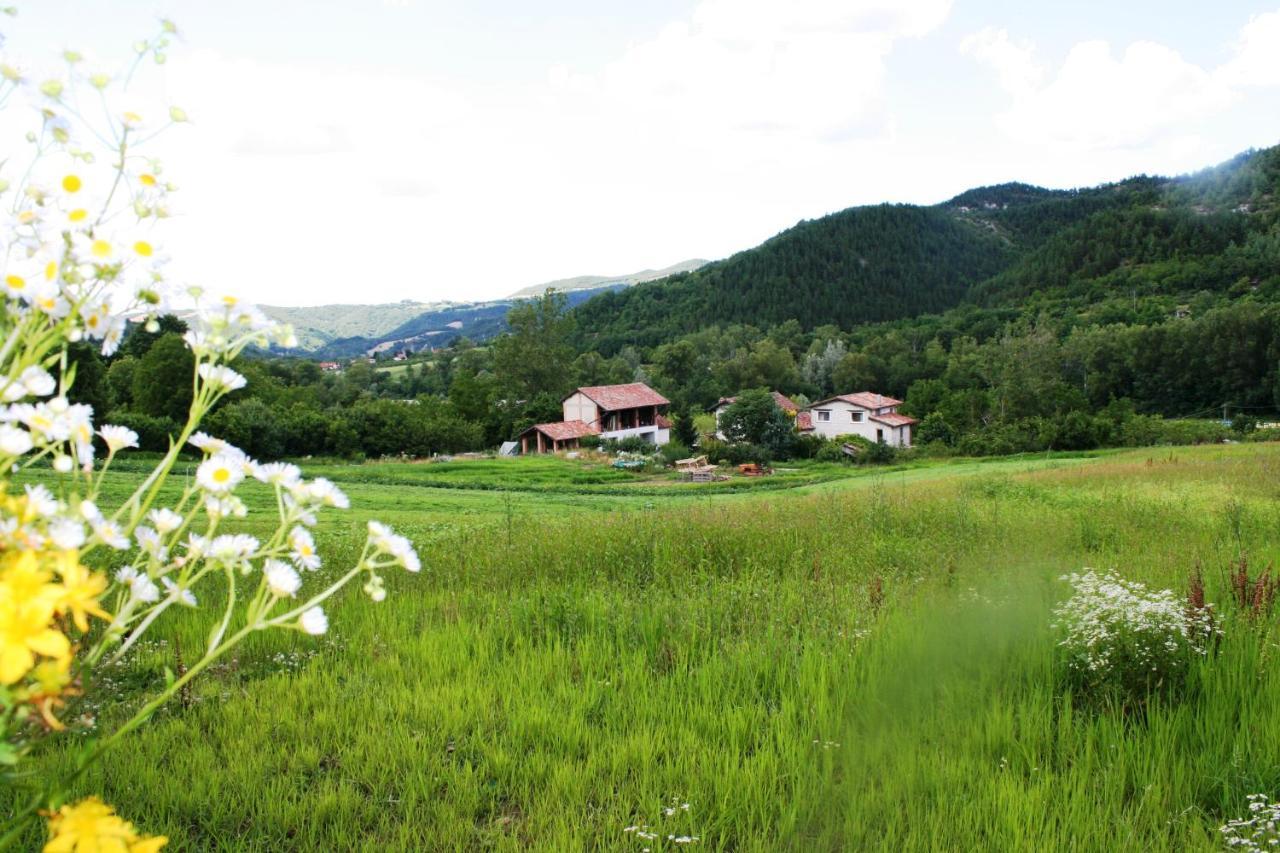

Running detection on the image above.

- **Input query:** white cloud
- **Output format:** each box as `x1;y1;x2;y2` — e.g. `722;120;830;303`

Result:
146;0;954;306
1218;10;1280;88
959;27;1043;99
996;40;1236;149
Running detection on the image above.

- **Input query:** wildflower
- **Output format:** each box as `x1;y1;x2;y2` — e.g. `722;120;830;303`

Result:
207;533;258;566
204;494;247;519
0;365;56;401
253;461;301;487
98;424;139;452
0;569;69;684
288;526;320;571
134;526;168;562
0;424;33;455
47;518;85;550
196;453;244;493
23;484;59;519
303;478;348;509
299;606;328;635
187;431;226;453
90;518;130;550
52;454;73;473
197;363;247;392
161;577;196;607
264;560;301;598
52;555;110;632
115;566;160;604
43;796;167;853
146;507;183;534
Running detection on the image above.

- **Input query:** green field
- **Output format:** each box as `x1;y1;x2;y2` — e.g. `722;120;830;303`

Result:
11;445;1280;849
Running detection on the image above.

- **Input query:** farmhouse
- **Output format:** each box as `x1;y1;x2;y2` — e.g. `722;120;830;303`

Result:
517;382;672;453
805;391;917;447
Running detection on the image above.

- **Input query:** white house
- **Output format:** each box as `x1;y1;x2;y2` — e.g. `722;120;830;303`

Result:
805;391;916;447
517;382;671;453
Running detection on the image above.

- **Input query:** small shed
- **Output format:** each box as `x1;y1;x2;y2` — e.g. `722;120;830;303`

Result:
516;420;598;454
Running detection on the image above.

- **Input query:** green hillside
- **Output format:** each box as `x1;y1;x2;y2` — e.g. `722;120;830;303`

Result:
573;146;1280;354
574;204;1016;354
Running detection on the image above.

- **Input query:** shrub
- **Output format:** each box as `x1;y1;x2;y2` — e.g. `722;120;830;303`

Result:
659;441;692;466
107;410;182;452
814;441;848;463
790;433;826;459
1053;569;1218;704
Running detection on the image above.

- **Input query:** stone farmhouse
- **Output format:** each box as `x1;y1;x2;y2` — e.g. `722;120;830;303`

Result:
517;383;672;453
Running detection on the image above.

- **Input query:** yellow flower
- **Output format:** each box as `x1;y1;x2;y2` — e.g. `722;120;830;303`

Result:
44;798;167;853
52;553;110;633
0;565;70;684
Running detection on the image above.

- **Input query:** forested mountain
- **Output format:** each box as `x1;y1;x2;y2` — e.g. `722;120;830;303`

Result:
573;204;1016;354
573;146;1280;354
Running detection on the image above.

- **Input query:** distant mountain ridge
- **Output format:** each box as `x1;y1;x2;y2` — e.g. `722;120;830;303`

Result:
264;259;709;355
507;259;708;298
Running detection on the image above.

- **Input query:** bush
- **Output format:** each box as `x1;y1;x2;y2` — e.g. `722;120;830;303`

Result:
580;435;602;450
106;410;181;452
659;441;692;466
791;433;826;459
1053;569;1217;705
814;441;848;463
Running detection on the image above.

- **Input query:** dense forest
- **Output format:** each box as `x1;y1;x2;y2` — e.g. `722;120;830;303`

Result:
69;144;1280;461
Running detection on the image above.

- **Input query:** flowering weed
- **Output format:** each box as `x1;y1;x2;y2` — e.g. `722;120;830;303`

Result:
1053;569;1219;704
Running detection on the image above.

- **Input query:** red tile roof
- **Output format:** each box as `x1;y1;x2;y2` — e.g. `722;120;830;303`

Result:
714;391;800;412
656;414;673;429
870;412;917;427
795;411;814;431
811;391;904;410
521;420;599;441
573;383;669;411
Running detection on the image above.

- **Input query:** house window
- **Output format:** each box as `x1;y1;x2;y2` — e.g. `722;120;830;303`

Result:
851;411;864;422
876;428;884;443
817;410;831;422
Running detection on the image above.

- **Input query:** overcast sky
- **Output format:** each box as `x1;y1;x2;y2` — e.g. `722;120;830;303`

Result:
4;1;1280;306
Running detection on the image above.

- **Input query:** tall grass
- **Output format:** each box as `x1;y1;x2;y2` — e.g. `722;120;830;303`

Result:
8;444;1280;849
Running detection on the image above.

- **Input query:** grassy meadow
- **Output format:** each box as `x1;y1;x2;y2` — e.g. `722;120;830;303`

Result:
10;444;1280;850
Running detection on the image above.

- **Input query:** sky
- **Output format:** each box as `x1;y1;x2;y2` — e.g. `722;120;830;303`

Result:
3;0;1280;306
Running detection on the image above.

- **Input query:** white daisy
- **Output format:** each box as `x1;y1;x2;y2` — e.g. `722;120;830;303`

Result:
208;533;259;564
264;559;301;598
196;453;244;493
305;478;348;509
147;507;183;534
197;363;247;392
299;606;328;635
253;461;301;487
162;576;197;607
288;526;321;571
23;483;59;518
91;517;129;550
0;424;33;455
47;517;85;550
98;424;139;453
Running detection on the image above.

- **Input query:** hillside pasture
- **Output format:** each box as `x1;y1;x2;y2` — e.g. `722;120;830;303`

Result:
9;444;1280;850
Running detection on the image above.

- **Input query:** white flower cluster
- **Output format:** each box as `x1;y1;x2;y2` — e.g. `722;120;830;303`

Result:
1053;569;1218;695
623;799;699;850
1221;794;1280;849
